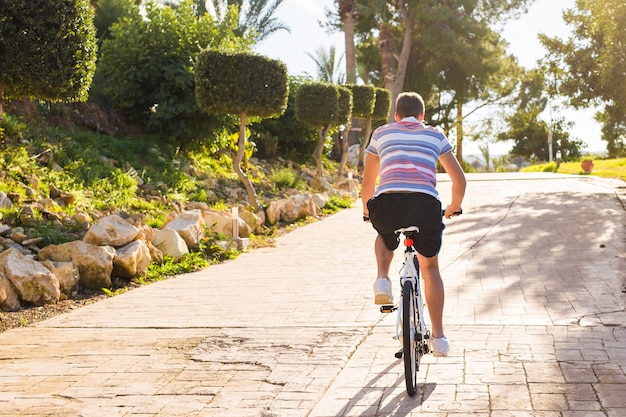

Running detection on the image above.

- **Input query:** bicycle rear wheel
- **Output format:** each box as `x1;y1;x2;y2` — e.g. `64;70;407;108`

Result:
402;280;419;396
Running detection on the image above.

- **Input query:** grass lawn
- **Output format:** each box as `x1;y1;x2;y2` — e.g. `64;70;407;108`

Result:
520;158;626;182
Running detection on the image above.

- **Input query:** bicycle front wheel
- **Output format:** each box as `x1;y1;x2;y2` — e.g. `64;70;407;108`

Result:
402;280;419;396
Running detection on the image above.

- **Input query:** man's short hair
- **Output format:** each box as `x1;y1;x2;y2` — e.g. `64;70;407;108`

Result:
395;92;425;119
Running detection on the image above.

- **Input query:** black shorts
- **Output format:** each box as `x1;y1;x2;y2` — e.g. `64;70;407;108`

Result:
366;192;444;257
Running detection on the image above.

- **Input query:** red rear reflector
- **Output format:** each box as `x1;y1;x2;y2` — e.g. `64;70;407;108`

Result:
405;238;413;247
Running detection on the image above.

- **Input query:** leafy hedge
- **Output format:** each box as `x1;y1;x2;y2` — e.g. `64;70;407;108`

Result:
195;50;289;118
0;0;97;103
346;84;376;118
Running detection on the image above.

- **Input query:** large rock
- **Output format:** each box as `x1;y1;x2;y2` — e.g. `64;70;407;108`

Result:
152;229;189;262
266;193;317;224
0;272;20;311
83;214;140;247
240;210;265;232
39;241;116;290
40;261;80;296
202;210;251;238
113;240;151;279
265;200;281;225
280;194;317;223
0;248;60;306
163;210;205;249
311;193;330;211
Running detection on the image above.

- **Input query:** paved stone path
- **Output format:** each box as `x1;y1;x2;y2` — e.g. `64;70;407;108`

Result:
0;173;624;416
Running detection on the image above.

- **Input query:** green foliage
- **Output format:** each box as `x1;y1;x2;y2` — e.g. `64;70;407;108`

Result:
345;84;376;118
195;50;289;118
270;167;306;190
521;158;626;181
372;88;392;120
541;0;626;157
210;0;290;42
0;0;97;104
93;0;137;45
295;82;340;127
96;0;252;141
250;76;318;162
0;114;27;141
334;86;353;127
322;195;354;215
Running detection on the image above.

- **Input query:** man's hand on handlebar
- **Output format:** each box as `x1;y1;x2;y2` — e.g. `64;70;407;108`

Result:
443;206;463;219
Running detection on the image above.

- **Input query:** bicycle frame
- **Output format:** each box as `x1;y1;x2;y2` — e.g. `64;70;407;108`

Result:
395;233;428;347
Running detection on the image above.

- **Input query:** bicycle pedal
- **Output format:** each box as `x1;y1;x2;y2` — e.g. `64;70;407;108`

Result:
380;305;396;313
395;349;403;359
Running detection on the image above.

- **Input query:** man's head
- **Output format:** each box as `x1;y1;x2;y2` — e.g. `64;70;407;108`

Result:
395;92;425;120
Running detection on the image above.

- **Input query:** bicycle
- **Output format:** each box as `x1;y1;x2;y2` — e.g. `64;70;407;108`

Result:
379;210;461;397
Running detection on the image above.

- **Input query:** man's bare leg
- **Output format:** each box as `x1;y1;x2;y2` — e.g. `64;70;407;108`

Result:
417;253;445;339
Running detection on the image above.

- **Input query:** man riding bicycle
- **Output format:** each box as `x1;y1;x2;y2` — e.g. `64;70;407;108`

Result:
362;92;466;357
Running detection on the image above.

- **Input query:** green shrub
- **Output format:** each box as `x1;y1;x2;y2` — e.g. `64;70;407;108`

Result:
270;167;306;190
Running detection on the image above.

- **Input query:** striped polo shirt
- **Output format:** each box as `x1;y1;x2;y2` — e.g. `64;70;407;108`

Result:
366;116;453;198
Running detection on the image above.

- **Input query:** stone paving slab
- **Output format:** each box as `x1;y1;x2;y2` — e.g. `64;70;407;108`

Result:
0;173;624;416
311;173;626;417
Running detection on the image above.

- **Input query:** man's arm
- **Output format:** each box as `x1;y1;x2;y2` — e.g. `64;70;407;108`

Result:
439;151;466;218
361;152;380;219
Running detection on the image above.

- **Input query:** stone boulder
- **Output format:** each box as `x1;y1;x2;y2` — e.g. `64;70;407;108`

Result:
113;240;151;279
310;177;332;193
83;214;140;247
163;210;205;249
152;229;189;262
39;241;116;290
267;193;317;224
239;210;265;233
0;248;60;306
0;272;20;311
202;210;252;238
311;193;330;211
40;261;80;295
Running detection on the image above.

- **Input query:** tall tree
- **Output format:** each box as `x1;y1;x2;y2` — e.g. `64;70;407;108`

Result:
353;0;534;160
209;0;290;42
541;0;626;156
497;69;584;161
406;2;520;163
357;0;415;121
336;0;358;84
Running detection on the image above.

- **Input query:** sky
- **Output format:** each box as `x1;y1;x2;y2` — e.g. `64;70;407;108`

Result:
254;0;606;157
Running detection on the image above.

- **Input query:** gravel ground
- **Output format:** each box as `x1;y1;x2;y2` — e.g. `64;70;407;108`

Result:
0;293;108;333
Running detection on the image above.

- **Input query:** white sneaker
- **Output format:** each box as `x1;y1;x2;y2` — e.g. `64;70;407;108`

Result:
373;277;393;305
431;336;450;357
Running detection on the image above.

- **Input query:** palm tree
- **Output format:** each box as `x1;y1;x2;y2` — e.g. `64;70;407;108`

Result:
336;0;357;84
210;0;290;42
305;45;345;84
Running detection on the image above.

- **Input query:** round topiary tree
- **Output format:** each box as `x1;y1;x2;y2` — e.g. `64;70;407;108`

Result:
0;0;97;117
295;82;352;178
195;50;289;212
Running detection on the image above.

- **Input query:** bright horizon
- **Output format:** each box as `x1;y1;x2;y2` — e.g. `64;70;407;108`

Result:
255;0;606;158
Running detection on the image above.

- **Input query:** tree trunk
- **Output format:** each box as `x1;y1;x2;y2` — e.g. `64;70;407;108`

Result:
313;124;331;178
341;1;357;84
456;102;464;165
338;125;350;176
359;115;373;170
234;112;261;212
379;24;397;123
379;5;414;122
0;86;4;118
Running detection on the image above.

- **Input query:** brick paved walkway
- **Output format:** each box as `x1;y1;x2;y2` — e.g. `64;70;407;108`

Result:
0;173;624;416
